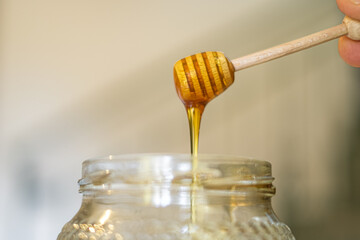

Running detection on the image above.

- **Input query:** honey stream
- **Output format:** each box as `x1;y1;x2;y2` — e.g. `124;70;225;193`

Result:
185;104;205;225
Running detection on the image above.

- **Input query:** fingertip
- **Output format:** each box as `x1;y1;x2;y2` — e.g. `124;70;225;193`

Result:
338;36;360;67
337;0;360;20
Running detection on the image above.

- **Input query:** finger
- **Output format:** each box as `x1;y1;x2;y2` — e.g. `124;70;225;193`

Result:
338;36;360;67
337;0;360;20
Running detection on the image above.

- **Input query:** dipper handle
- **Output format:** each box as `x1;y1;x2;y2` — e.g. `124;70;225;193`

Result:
231;16;360;71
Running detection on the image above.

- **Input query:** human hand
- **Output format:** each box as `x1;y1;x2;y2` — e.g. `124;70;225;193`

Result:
337;0;360;67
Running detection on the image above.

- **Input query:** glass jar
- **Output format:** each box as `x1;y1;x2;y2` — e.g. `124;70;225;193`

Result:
57;154;295;240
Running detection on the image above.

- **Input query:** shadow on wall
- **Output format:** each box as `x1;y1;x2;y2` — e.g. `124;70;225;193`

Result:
293;71;360;240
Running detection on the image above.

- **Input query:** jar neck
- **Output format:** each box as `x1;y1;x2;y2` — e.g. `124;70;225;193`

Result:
78;154;276;207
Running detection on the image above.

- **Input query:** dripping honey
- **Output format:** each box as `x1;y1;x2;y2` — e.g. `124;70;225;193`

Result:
174;51;235;225
173;51;235;157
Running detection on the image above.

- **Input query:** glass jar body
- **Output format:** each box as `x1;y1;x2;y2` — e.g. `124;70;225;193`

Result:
57;154;295;240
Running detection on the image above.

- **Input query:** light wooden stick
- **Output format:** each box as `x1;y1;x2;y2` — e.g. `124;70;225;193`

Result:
231;16;359;71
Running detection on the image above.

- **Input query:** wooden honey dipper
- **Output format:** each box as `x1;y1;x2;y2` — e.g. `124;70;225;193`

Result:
174;16;360;105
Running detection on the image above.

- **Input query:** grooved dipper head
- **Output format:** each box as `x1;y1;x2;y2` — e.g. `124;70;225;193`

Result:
174;51;235;106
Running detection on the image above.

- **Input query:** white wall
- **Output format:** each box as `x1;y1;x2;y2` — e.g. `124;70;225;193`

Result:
1;0;359;239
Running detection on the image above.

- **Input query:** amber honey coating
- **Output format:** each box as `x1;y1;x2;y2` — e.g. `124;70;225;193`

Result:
174;51;235;105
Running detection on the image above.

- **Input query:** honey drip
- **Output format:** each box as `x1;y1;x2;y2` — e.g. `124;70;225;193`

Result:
174;51;234;226
186;104;205;224
186;104;205;157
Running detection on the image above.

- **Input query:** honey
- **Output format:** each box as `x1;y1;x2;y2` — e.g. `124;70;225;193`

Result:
186;104;204;224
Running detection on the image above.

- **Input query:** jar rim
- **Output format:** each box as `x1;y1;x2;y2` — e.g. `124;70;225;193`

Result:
83;153;268;166
79;154;274;192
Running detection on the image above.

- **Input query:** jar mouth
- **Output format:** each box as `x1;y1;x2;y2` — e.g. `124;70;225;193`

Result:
79;154;274;194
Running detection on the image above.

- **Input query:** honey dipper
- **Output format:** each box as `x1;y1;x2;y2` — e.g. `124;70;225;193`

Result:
174;16;360;105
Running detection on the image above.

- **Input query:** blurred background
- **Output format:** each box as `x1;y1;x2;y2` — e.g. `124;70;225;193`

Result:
1;0;359;239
